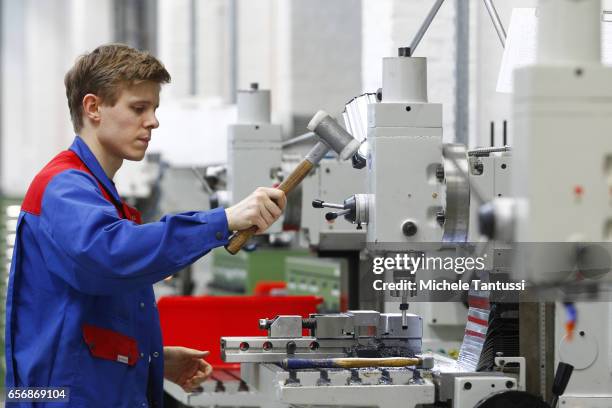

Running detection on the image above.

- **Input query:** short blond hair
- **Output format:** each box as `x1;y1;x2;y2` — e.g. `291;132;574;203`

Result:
64;44;171;132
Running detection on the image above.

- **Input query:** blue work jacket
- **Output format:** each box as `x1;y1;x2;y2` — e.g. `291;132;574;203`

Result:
5;136;231;407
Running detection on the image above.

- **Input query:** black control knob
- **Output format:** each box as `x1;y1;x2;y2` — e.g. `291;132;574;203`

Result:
402;221;418;237
325;212;338;221
352;152;366;169
312;199;325;208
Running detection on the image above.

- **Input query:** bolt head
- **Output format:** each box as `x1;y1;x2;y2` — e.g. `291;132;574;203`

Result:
402;221;418;237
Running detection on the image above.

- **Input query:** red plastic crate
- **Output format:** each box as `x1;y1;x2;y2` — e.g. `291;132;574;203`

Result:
253;281;287;296
157;295;322;369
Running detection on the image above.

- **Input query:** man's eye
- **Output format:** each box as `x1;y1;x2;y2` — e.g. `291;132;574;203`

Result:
132;106;145;113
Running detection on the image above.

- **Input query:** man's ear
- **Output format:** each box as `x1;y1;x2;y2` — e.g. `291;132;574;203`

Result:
82;94;101;124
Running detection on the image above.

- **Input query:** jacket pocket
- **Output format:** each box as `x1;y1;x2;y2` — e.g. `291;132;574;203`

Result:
82;324;139;366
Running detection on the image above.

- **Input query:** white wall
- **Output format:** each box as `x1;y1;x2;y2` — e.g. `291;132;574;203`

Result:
237;0;274;91
1;0;112;196
158;0;232;101
273;0;363;136
3;0;528;195
153;0;236;171
230;0;364;136
158;0;193;99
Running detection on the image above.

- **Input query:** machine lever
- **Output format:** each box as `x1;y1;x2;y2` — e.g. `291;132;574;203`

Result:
312;199;345;210
549;362;574;408
325;209;351;221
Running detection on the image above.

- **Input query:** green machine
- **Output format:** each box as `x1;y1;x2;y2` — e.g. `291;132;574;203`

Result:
285;256;347;313
209;247;347;313
209;248;310;295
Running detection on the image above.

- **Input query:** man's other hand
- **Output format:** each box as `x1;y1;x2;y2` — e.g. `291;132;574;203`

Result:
225;187;286;233
163;346;213;392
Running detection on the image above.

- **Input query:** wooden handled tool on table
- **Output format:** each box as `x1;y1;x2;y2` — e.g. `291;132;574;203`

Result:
281;356;434;370
225;111;361;254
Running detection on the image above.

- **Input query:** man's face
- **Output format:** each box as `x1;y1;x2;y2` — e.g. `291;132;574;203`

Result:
97;81;160;161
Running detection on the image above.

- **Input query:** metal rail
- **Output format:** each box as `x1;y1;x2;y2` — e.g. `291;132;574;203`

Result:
408;0;446;56
483;0;507;48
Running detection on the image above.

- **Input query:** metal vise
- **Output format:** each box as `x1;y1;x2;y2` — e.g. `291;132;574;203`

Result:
221;310;423;363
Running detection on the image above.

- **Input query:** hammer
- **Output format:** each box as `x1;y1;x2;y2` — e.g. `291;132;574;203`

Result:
225;111;360;254
281;356;435;370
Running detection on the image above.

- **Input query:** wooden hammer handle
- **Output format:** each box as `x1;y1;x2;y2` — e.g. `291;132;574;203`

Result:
281;357;423;370
225;159;314;254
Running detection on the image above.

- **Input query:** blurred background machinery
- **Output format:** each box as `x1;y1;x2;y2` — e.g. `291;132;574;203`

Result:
2;1;612;407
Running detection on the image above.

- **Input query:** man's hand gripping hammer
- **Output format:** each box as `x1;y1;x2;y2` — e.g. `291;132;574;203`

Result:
225;110;360;254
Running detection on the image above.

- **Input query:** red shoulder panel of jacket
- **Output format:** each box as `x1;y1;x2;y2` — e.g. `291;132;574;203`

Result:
21;150;95;216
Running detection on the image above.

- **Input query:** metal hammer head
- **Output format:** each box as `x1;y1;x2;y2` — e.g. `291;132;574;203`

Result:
307;110;360;161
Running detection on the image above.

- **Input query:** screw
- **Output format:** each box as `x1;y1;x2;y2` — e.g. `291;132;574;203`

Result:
506;381;514;389
436;165;445;182
215;380;226;392
464;382;472;390
302;318;317;329
376;88;383;102
402;221;418;237
348;369;362;385
238;380;249;392
259;318;270;329
436;211;446;226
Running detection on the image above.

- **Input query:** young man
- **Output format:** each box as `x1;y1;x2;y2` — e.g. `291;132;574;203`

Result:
4;44;285;407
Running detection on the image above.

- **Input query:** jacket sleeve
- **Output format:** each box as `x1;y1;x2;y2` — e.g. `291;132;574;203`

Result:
38;169;231;295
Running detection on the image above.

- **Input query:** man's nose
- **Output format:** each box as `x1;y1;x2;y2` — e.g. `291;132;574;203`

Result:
145;113;159;129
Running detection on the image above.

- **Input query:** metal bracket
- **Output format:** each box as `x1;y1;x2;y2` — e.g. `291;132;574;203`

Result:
495;356;526;391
